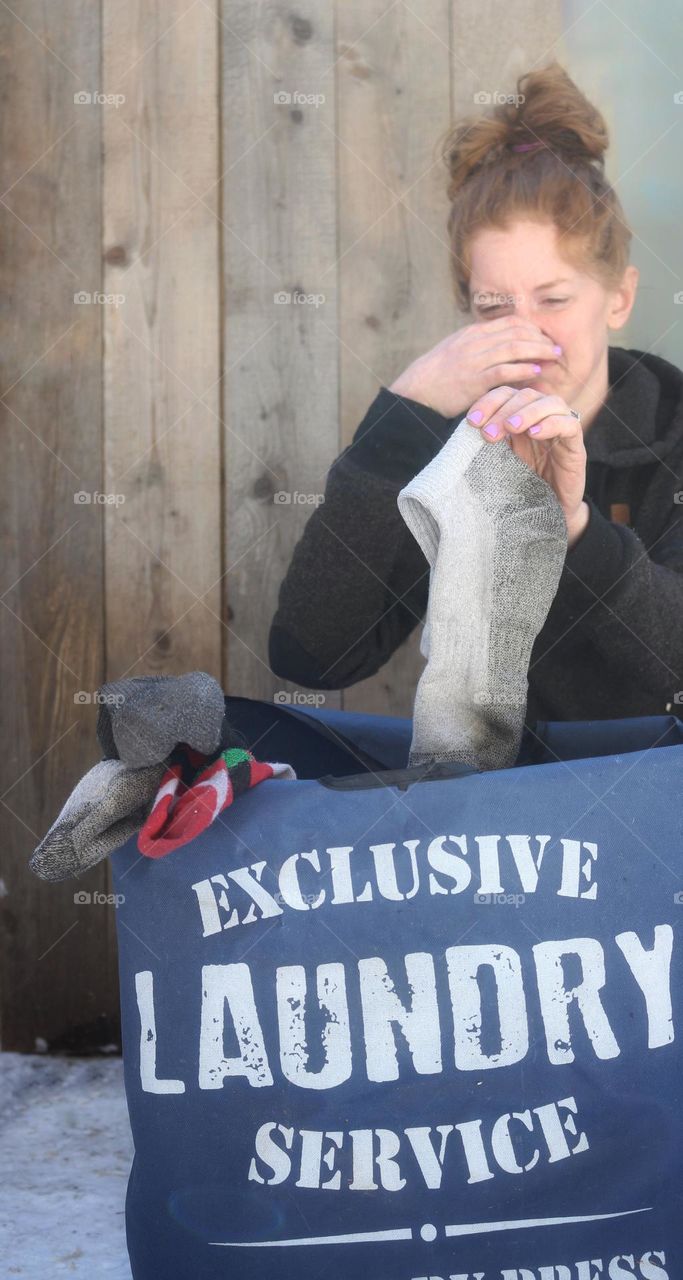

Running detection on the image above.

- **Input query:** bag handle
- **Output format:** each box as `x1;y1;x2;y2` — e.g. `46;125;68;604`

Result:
318;758;479;791
223;693;391;775
224;694;481;789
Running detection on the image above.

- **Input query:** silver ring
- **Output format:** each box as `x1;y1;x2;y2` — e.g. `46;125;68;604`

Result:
569;407;581;422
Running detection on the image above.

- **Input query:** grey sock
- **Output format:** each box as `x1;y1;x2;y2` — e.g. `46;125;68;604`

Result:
96;671;225;767
397;419;567;772
29;759;165;882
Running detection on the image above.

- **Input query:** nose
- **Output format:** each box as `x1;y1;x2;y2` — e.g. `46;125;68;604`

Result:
506;304;557;351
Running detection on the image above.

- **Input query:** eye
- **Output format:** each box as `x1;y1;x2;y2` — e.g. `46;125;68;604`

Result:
479;297;569;315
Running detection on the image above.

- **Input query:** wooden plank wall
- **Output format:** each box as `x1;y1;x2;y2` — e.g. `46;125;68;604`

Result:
0;2;112;1053
0;0;561;1050
221;1;341;706
102;1;222;687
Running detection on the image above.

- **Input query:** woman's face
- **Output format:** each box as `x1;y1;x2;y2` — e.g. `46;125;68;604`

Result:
467;218;638;404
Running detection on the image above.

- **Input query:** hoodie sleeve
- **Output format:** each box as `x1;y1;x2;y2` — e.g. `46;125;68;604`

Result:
542;493;683;703
268;387;457;689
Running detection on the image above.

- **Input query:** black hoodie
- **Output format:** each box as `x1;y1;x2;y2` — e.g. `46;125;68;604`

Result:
269;345;683;722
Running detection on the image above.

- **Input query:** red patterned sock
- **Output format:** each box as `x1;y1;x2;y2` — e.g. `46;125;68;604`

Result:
138;746;295;859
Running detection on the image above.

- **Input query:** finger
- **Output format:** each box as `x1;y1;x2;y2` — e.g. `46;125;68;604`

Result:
465;384;517;428
523;413;584;445
500;394;570;434
478;336;562;366
477;361;556;386
471;315;557;341
465;385;538;441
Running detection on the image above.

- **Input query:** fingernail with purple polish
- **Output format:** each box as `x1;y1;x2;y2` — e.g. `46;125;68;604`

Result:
528;425;542;435
506;414;523;427
468;409;483;423
483;423;500;439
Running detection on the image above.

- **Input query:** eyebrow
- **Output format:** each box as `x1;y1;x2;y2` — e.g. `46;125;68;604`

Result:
534;277;573;290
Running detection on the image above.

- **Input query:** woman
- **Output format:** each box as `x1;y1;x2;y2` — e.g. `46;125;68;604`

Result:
269;61;683;724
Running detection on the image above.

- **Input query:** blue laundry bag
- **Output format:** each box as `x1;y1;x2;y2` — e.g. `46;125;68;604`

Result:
111;696;683;1280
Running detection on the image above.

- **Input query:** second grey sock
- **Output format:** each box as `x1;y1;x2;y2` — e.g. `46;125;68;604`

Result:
96;672;225;766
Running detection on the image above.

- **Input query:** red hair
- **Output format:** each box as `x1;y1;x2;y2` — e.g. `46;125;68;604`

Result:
434;61;632;312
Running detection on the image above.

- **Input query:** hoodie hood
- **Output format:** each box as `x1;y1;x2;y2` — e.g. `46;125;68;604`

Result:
584;345;683;468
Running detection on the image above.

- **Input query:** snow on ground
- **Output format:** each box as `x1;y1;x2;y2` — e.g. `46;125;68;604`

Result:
0;1051;133;1277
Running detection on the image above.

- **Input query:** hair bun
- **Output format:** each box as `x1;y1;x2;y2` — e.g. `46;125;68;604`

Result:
508;61;609;164
439;60;608;201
